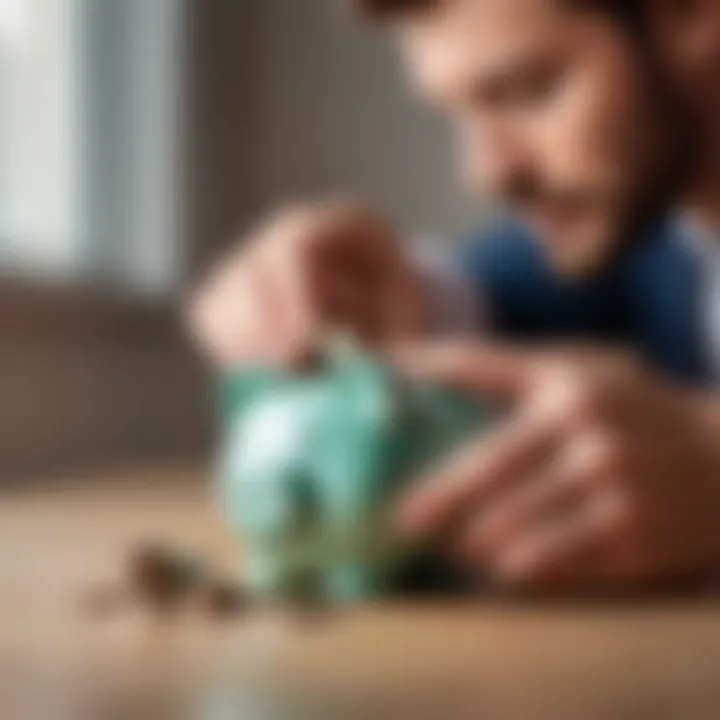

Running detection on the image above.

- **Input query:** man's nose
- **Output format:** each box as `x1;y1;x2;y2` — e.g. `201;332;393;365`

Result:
460;122;532;199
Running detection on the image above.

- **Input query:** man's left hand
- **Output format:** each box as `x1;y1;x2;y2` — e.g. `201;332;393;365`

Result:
394;343;720;590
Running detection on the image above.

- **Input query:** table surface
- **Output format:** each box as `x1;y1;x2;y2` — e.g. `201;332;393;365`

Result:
4;466;720;720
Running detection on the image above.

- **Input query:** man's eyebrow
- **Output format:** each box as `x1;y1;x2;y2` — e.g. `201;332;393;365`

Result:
466;46;563;104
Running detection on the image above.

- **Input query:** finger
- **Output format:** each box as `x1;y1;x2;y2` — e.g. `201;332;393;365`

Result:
273;244;326;362
310;202;400;276
247;250;314;365
377;261;427;342
398;405;559;537
456;429;611;558
315;218;422;344
455;470;584;561
263;200;395;359
493;489;627;586
320;271;384;344
388;341;534;400
198;264;274;368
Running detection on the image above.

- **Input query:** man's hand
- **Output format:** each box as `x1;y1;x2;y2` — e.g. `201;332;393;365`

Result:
395;343;720;590
187;201;425;368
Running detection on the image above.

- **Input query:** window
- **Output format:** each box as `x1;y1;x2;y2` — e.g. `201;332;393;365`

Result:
0;0;185;294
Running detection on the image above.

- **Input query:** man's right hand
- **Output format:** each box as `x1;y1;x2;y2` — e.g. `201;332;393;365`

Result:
187;201;426;369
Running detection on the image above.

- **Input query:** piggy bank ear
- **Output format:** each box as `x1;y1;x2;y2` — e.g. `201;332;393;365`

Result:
218;367;291;422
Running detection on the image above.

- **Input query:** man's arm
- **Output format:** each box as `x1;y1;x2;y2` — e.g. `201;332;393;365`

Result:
393;341;720;590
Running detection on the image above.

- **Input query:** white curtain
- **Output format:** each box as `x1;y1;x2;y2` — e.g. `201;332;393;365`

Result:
0;0;184;294
0;0;81;273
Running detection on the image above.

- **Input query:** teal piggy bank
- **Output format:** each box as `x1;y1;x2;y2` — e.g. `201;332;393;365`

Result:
219;342;493;604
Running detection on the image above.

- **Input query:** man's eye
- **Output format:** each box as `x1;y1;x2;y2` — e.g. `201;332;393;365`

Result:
505;65;563;107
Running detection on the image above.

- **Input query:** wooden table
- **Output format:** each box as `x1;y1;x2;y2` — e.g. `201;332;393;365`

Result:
3;467;720;720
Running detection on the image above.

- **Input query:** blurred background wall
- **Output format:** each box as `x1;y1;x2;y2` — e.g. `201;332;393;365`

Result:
243;0;476;234
0;0;480;479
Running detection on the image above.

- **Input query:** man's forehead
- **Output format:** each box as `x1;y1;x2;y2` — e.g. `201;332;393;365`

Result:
398;0;577;100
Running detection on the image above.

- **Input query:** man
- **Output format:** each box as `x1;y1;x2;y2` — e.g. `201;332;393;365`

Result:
189;0;720;591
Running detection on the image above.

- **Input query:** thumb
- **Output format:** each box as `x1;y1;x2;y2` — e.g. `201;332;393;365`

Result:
387;341;534;399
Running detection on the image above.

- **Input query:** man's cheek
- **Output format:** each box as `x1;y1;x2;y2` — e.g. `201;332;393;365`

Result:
543;66;636;196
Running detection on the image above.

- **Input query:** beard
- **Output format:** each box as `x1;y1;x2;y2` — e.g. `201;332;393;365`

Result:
509;59;701;277
614;43;702;250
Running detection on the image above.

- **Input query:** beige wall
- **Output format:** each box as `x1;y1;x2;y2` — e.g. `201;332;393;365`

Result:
186;0;258;270
241;0;481;241
0;284;210;479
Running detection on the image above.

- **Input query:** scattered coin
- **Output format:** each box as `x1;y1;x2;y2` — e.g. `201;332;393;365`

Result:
201;578;251;619
127;541;206;609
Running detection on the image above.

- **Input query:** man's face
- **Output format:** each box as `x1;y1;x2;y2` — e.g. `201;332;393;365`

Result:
399;0;684;275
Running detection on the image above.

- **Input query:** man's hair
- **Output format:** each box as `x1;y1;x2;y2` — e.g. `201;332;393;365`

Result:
356;0;645;28
354;0;431;15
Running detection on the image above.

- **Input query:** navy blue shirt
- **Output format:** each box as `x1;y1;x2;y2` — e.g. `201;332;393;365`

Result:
461;217;708;385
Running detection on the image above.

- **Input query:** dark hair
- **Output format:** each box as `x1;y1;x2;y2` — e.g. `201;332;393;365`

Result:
354;0;431;15
356;0;645;29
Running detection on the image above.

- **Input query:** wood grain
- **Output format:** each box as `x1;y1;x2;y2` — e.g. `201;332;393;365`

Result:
3;466;720;720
